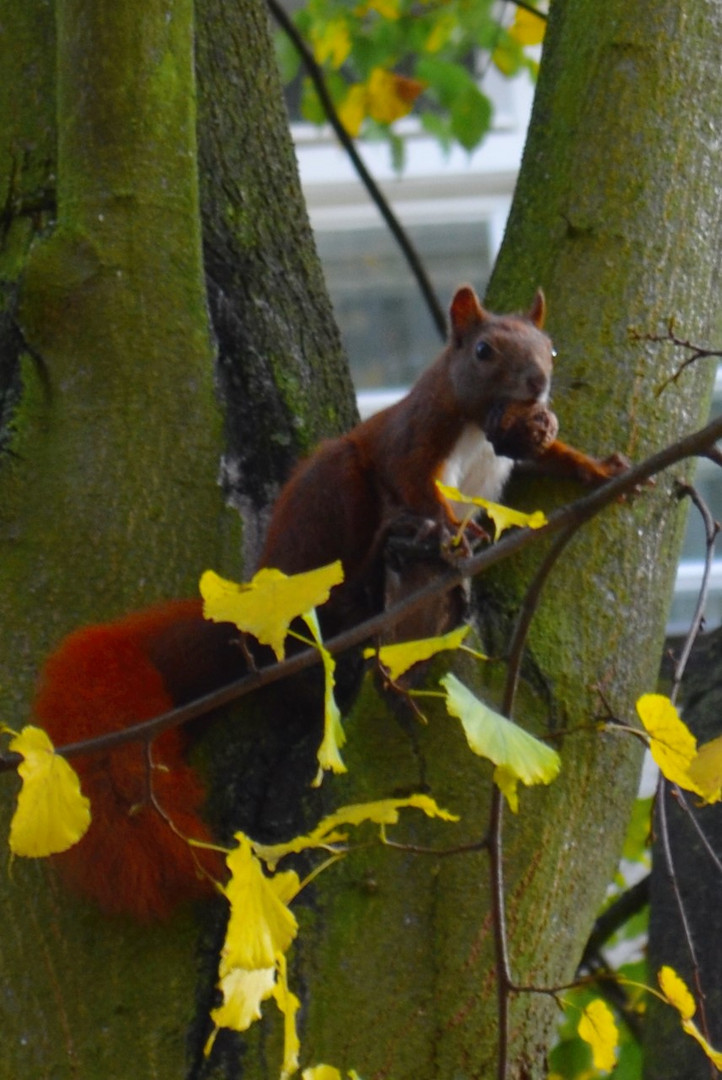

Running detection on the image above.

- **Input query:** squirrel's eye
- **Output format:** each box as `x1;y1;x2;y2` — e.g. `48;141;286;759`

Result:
475;340;494;361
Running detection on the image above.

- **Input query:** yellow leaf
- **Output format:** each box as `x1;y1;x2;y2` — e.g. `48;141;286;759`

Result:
200;562;344;661
508;7;546;45
9;725;91;857
424;12;455;52
435;481;547;540
658;965;696;1020
577;999;619;1071
366;67;424;125
338;83;367;137
492;765;520;814
687;732;722;804
221;835;299;972
311;18;352;68
321;793;459;833
208;966;276;1038
273;953;301;1080
364;625;471;682
491;42;518;77
442;674;560;807
681;1017;722;1068
303;609;347;778
366;0;401;17
659;966;722;1066
303;1069;342;1080
252;794;458;868
636;694;703;794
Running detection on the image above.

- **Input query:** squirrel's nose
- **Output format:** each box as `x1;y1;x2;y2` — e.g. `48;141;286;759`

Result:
527;372;548;399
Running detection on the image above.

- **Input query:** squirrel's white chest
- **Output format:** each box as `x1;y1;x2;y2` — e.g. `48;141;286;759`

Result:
440;424;513;505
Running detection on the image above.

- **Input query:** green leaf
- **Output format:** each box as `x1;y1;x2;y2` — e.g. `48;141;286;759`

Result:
492;37;524;78
441;673;561;810
419;110;453;153
273;30;301;85
415;55;477;109
621;796;652;864
450;84;493;152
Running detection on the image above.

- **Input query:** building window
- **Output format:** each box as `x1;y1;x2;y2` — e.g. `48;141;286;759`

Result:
315;218;493;392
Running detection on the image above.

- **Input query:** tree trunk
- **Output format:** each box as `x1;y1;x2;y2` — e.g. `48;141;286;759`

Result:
481;2;722;1065
194;0;357;569
0;2;227;1075
264;2;722;1077
0;1;349;1077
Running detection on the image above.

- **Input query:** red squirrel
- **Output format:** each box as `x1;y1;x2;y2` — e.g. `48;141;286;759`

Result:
258;285;626;632
32;286;626;919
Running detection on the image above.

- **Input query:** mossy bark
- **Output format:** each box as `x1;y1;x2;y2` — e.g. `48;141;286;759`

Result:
194;0;357;568
0;2;232;1077
482;0;722;1070
0;0;355;1076
249;2;722;1078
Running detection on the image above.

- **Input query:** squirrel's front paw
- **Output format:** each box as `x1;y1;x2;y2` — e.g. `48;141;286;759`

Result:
383;512;448;569
598;451;631;478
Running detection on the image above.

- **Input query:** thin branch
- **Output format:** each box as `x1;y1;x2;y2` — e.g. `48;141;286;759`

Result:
489;784;512;1080
383;836;489;857
579;953;646;1041
511;0;548;18
487;506;584;1079
504;521;581;707
669;787;722;877
3;410;722;774
489;526;585;1078
630;323;722;397
267;0;447;340
580;875;650;965
656;780;715;1075
668;483;720;703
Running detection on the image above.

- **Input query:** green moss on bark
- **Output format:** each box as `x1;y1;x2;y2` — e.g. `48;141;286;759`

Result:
0;3;238;1077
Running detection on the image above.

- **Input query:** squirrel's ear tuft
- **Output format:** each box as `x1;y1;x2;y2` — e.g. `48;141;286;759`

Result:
449;286;487;342
527;288;546;329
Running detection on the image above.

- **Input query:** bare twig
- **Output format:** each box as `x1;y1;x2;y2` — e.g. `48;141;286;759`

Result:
383;836;489;857
630;323;722;397
649;482;722;1078
668;484;719;703
580;876;650;965
669;787;722;878
267;0;447;339
489;784;512;1080
512;0;548;18
656;781;715;1076
504;522;581;708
